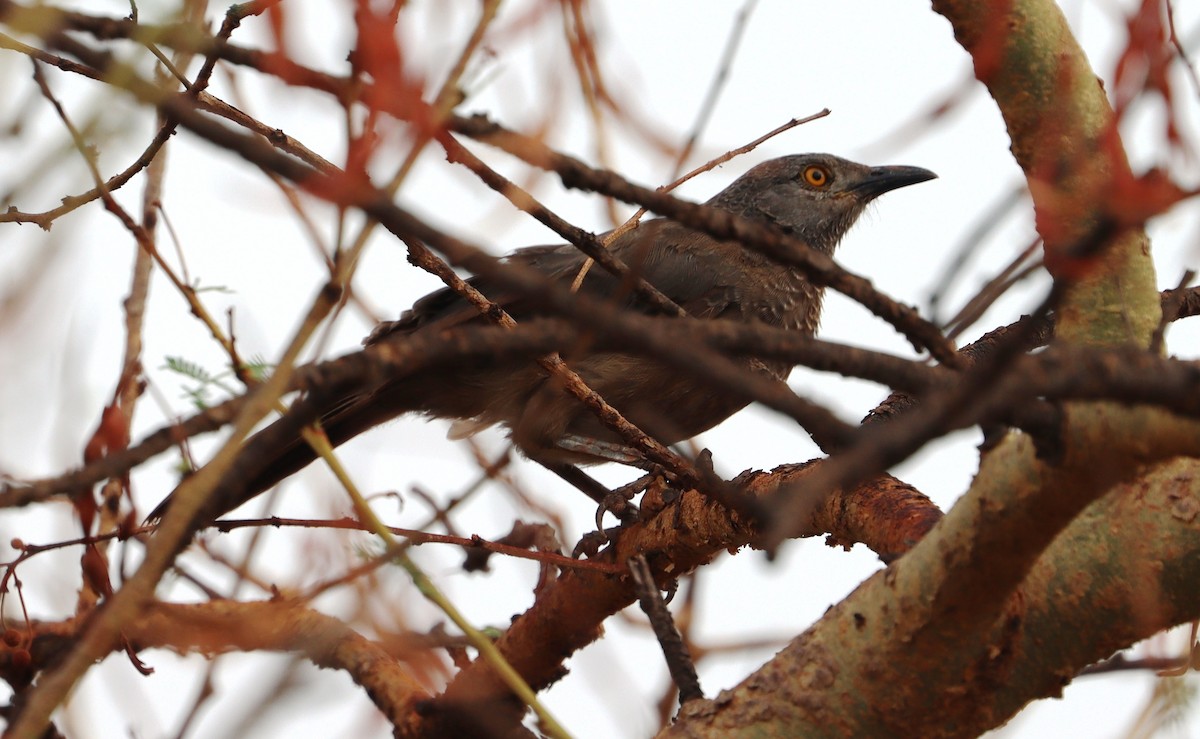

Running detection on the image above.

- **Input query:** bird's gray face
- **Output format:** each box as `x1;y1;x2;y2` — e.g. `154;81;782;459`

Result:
712;153;937;255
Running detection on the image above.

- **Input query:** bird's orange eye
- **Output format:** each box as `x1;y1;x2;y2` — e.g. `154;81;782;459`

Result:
802;165;830;188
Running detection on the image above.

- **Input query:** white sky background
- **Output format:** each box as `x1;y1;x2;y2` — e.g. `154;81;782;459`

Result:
1;0;1199;737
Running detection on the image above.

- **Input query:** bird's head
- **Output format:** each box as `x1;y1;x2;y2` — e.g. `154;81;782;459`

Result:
710;153;937;254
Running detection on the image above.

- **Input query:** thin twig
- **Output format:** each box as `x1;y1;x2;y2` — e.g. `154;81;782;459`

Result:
629;554;703;706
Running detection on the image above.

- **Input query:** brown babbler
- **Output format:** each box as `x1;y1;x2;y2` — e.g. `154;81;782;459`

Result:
153;154;935;522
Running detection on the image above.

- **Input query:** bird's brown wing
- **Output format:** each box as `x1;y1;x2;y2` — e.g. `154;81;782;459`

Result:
604;220;746;320
367;219;742;347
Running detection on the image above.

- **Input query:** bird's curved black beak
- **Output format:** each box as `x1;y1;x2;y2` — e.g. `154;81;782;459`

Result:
853;165;938;200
